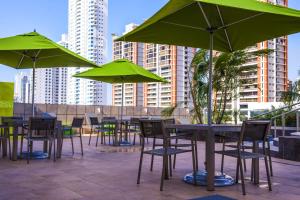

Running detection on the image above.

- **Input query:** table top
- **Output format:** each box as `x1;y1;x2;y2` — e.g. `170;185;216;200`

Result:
166;124;242;133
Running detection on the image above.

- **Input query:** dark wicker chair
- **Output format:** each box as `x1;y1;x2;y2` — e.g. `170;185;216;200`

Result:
25;117;57;164
1;117;25;159
62;117;84;156
96;119;118;146
215;120;272;195
88;117;100;145
137;119;197;191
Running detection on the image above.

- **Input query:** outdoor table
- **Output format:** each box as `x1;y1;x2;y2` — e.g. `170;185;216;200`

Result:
1;120;63;161
165;124;242;191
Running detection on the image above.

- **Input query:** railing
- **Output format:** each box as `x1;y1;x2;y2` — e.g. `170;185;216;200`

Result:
251;102;300;138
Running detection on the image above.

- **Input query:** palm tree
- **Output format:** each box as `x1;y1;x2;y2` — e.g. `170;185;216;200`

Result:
281;80;300;107
161;48;271;124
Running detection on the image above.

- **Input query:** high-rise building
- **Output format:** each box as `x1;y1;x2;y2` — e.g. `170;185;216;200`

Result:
237;0;288;104
14;71;31;103
112;24;195;108
112;23;144;107
67;0;110;105
34;34;68;104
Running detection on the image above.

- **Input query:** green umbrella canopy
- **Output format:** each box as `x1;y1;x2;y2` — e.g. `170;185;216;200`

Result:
116;0;300;52
73;59;168;84
0;31;98;68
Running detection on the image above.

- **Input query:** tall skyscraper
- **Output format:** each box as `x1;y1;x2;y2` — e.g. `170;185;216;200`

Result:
34;34;68;104
14;71;31;103
112;24;195;108
67;0;110;105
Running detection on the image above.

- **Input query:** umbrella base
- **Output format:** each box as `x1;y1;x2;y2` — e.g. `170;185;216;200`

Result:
19;151;49;160
183;170;235;187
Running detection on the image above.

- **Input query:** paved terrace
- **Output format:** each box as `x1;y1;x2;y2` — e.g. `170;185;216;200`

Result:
0;137;299;200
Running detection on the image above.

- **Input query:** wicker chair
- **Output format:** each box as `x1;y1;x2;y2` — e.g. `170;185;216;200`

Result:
1;117;25;159
215;120;272;195
62;117;84;155
96;119;118;146
137;119;197;191
25;117;57;164
88;117;100;145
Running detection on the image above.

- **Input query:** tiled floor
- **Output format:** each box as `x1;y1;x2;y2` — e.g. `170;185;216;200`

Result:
0;137;299;200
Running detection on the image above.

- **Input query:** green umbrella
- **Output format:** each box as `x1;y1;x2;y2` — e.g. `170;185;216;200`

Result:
74;59;168;121
116;0;300;191
0;31;98;115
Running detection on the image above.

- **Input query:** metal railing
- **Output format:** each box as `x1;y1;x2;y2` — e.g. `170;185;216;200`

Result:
251;102;300;138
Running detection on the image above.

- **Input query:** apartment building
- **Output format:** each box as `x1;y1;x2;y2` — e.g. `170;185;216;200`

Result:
112;24;195;108
112;24;144;107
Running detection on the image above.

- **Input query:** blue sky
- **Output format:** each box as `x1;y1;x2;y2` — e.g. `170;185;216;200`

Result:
0;0;299;82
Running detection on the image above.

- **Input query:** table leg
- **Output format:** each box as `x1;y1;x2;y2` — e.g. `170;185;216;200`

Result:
253;141;260;185
12;127;18;161
56;129;62;159
206;127;215;191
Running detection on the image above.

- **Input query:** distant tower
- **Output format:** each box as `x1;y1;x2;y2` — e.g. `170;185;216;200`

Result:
67;0;110;105
14;72;31;103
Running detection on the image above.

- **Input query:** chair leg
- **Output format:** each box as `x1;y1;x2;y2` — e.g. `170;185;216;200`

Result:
242;146;247;172
168;155;172;177
191;139;197;185
53;138;56;162
88;128;92;145
195;140;199;171
239;157;246;195
150;138;156;171
79;130;84;156
20;135;24;155
173;138;178;169
137;141;144;184
221;138;225;173
27;139;30;164
160;154;167;191
267;141;273;176
70;136;74;155
264;155;272;191
48;141;52;159
7;135;11;160
235;158;240;183
96;130;100;147
133;133;136;145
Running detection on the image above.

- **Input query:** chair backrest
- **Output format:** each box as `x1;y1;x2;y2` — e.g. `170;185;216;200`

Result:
72;117;84;128
139;119;166;139
28;117;56;131
101;119;117;132
102;116;116;121
164;118;175;125
239;120;271;144
1;116;24;127
89;117;99;126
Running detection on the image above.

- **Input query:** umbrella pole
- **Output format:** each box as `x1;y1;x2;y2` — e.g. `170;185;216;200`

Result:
31;60;36;116
206;31;215;191
121;82;124;122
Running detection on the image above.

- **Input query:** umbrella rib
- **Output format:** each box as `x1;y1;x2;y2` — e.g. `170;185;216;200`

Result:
160;21;207;31
197;2;211;29
17;54;25;69
216;6;233;52
38;54;65;60
217;13;264;30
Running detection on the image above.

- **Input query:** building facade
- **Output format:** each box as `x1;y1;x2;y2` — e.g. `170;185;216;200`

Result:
112;24;144;107
33;34;68;104
112;24;195;108
67;0;110;105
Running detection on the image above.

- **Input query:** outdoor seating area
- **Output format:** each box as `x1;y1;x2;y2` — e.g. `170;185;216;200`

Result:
0;126;299;200
0;110;300;200
1;0;300;199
